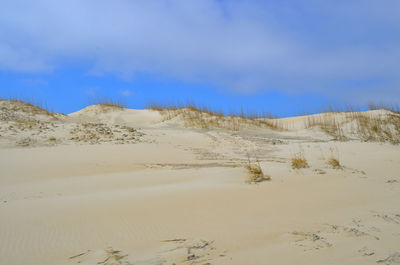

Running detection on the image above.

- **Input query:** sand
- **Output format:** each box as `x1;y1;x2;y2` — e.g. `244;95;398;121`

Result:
1;101;400;264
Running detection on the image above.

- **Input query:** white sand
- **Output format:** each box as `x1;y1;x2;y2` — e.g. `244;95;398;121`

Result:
1;101;400;264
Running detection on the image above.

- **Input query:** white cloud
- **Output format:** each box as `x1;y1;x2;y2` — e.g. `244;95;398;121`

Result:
0;0;399;102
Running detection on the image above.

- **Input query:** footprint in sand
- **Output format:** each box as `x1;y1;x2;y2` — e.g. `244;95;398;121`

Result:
68;248;132;265
372;212;400;225
67;239;224;265
358;246;375;257
290;218;383;253
324;223;380;240
290;231;332;251
160;238;224;264
376;252;400;264
386;179;399;184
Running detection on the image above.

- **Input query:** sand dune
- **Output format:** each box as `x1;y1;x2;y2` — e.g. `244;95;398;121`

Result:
1;99;400;264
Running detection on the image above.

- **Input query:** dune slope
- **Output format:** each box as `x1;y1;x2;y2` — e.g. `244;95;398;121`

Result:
1;101;400;265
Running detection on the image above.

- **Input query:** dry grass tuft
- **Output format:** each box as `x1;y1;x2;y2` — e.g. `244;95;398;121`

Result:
291;155;309;169
245;153;270;183
367;102;400;113
88;97;126;110
327;157;341;169
246;164;270;183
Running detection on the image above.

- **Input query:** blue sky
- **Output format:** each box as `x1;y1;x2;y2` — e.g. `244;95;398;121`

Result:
0;0;399;116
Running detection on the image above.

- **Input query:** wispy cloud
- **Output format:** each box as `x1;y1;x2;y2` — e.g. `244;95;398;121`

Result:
20;78;48;86
1;0;399;102
85;87;99;97
120;89;133;97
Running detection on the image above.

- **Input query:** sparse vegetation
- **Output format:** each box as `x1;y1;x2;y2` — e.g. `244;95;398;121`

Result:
2;97;400;149
327;157;341;169
0;97;57;117
16;137;35;147
291;155;309;169
14;120;37;130
245;153;270;183
354;113;400;144
88;97;126;110
367;102;400;113
245;164;267;183
147;101;400;143
246;164;270;183
69;123;143;145
302;108;400;144
0;98;146;148
147;102;280;131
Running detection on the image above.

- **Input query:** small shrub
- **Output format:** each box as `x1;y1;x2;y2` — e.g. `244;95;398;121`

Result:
291;155;309;169
327;157;341;169
246;164;270;183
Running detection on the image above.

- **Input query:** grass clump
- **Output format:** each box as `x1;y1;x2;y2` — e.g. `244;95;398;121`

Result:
245;153;270;183
246;164;270;183
327;157;341;169
88;97;126;110
291;155;309;169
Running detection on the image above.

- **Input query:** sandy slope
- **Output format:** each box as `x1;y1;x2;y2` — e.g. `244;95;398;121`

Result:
1;102;400;265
